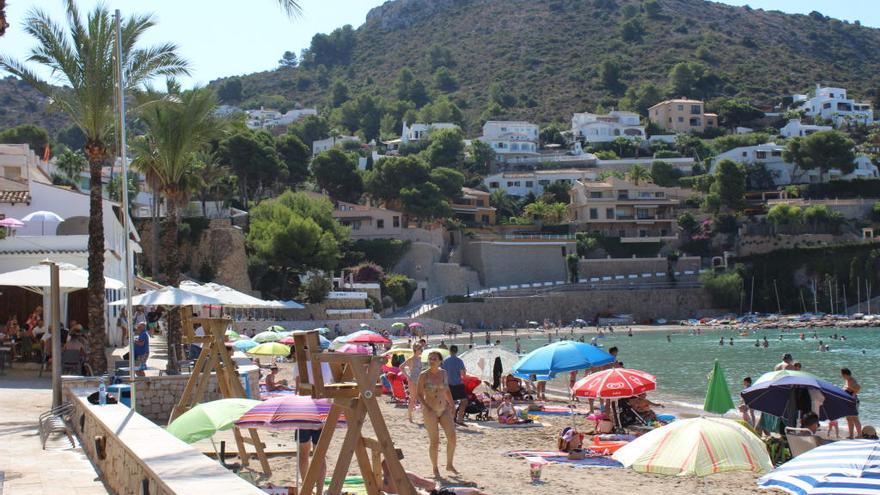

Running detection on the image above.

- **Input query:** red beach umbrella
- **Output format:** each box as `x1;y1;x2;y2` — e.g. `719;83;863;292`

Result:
344;330;391;345
573;368;656;399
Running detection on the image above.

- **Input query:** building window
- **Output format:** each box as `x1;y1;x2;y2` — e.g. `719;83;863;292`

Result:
589;208;598;220
677;117;684;123
677;104;684;111
489;181;499;188
481;215;489;224
660;229;668;236
639;229;648;237
590;191;603;198
618;230;626;237
525;181;534;187
606;208;614;219
689;117;701;126
756;151;767;159
771;151;782;157
823;102;832;109
476;200;485;207
377;219;385;229
538;180;549;186
514;181;521;187
690;105;701;115
352;220;361;230
393;216;400;227
506;181;514;187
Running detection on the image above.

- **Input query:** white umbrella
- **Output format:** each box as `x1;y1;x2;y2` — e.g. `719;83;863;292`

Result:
22;210;64;235
109;287;224;307
0;262;124;293
179;280;277;308
460;345;521;382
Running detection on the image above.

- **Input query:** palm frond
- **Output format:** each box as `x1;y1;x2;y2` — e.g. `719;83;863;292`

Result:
276;0;303;18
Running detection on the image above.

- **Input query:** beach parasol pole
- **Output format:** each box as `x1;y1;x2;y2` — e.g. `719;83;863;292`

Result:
115;9;137;412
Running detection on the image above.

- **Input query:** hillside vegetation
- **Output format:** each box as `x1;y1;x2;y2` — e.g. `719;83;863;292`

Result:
4;0;880;135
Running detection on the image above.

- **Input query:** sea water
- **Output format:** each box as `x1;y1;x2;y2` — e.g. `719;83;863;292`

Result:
454;327;879;425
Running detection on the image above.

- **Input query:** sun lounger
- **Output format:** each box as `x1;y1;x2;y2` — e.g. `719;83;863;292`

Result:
472;421;545;429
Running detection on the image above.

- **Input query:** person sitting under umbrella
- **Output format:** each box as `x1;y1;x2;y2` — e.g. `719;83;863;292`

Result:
627;393;664;423
264;365;291;391
801;413;831;446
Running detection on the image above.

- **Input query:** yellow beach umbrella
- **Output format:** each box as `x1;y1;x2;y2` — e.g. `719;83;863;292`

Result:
612;417;772;477
245;342;291;356
382;347;449;363
382;348;413;359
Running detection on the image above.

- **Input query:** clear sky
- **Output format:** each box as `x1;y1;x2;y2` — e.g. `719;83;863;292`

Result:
2;0;879;87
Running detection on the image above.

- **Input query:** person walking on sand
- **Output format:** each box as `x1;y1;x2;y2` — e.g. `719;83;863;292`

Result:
841;367;862;438
442;345;468;426
401;343;424;422
417;351;458;477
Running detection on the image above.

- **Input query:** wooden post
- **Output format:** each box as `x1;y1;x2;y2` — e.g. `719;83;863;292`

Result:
169;317;271;475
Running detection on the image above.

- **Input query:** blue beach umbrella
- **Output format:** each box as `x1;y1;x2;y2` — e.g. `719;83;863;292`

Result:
233;339;259;352
741;370;857;421
758;439;880;495
512;341;614;380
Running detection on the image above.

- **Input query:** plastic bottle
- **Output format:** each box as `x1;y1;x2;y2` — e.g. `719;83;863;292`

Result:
98;376;107;406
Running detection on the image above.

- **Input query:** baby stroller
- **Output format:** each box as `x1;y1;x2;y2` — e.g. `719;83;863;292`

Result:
462;375;490;422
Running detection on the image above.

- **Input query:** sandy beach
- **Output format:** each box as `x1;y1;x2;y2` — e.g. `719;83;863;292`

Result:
204;355;770;495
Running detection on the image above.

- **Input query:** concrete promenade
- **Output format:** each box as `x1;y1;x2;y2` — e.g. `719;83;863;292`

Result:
0;368;108;495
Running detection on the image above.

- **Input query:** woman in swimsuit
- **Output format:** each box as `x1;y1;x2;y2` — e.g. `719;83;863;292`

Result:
402;343;424;423
417;351;458;477
841;367;862;438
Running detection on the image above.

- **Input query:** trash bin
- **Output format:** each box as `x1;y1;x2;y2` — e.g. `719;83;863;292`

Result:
108;384;131;407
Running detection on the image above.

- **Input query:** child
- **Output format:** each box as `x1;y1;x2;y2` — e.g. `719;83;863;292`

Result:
497;394;518;424
827;419;840;439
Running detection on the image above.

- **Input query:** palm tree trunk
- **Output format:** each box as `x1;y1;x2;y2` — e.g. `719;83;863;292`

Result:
150;192;160;277
162;199;182;374
84;143;107;374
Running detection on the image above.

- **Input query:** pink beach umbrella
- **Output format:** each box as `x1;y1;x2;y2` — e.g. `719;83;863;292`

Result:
338;344;371;354
0;217;24;228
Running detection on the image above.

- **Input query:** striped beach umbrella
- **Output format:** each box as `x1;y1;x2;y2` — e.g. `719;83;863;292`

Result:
758;439;880;495
572;368;656;398
612;417;772;477
235;395;342;430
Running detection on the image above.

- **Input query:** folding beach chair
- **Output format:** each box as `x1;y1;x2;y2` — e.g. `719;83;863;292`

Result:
785;427;820;457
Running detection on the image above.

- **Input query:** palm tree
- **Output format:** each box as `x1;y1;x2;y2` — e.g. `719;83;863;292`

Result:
489;188;516;220
524;200;551;227
133;86;223;373
0;2;189;373
628;164;651;185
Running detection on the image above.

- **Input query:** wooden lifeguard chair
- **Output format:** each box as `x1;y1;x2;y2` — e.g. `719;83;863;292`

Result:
292;330;416;495
169;317;272;474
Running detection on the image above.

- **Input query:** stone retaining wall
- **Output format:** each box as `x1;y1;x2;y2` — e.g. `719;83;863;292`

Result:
421;287;718;324
63;368;261;425
233;317;460;337
67;389;262;495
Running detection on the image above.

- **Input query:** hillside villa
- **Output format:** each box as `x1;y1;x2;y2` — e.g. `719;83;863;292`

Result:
572;110;645;143
648;98;718;134
483;169;599;198
245;107;317;130
331;200;404;240
568;176;684;243
451;187;496;225
312;135;361;155
780;119;832;138
796;85;873;127
401;121;458;143
711;143;879;185
478;121;539;163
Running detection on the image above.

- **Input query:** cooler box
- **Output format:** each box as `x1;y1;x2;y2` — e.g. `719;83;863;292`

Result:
108;384;131;407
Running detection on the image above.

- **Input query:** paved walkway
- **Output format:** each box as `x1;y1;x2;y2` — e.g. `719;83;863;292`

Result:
0;369;108;494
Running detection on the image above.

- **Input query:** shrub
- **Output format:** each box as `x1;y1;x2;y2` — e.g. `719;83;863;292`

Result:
350;239;411;271
384;273;418;307
299;275;331;303
873;202;880;222
594;150;619;159
653;150;681;158
701;270;743;309
367;295;384;312
351;262;385;282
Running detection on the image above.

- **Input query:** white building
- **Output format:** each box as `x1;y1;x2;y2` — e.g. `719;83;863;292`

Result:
0;144;140;345
478;121;539;163
483;169;600;198
312;135;361;156
245;107;317;129
779;119;833;138
572;110;645;143
401;121;458;143
711;142;879;185
798;85;873;127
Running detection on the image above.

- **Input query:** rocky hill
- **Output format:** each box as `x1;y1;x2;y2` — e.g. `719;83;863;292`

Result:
4;0;880;134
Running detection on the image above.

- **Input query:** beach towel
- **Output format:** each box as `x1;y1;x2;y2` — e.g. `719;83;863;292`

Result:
472;421;545;429
532;406;591;416
504;450;623;469
323;476;367;495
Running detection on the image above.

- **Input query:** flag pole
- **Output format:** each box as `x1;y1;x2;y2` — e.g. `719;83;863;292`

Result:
115;10;136;413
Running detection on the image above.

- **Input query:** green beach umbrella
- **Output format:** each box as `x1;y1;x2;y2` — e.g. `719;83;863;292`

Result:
314;327;330;335
253;331;281;343
167;398;260;443
391;322;406;330
704;360;735;414
266;324;286;332
225;329;240;340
